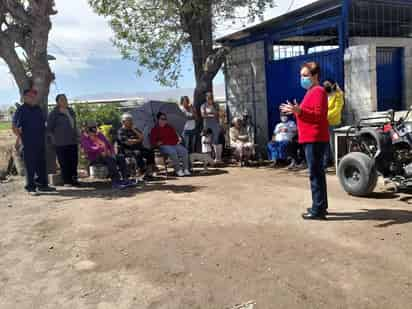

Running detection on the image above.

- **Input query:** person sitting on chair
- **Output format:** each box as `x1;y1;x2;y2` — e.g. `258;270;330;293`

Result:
81;121;131;189
267;114;297;167
150;112;191;177
230;117;255;166
117;113;155;180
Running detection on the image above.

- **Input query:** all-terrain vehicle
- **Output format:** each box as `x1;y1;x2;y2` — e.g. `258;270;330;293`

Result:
337;108;412;197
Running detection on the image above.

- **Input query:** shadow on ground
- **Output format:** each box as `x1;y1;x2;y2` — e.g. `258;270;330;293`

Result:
327;208;412;227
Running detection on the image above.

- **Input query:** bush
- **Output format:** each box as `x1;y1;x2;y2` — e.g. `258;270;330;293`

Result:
73;103;121;129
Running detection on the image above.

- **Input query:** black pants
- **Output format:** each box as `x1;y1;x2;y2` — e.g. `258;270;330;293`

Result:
287;141;305;163
304;143;329;215
56;144;79;184
23;145;48;191
123;147;155;172
92;155;128;182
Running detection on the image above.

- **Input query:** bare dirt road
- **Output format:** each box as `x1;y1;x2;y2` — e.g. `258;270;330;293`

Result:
1;167;412;309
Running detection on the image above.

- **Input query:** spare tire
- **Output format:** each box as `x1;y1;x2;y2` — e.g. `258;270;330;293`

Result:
338;152;378;197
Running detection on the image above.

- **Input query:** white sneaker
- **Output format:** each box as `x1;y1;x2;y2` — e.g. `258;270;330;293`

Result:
176;170;185;177
184;169;191;176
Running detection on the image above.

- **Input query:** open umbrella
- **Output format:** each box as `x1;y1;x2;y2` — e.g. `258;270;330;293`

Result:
130;100;187;148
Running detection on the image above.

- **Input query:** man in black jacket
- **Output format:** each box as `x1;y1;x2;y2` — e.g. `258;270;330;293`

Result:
12;89;55;195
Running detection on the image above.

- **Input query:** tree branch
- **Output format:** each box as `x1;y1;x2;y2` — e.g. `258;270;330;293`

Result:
3;0;31;25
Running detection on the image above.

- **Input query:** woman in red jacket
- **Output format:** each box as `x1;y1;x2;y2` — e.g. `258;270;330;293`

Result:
281;62;329;220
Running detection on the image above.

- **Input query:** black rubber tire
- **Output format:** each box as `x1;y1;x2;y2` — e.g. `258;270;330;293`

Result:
337;152;378;197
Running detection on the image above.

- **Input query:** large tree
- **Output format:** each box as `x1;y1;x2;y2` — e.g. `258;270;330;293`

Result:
0;0;57;110
88;0;274;108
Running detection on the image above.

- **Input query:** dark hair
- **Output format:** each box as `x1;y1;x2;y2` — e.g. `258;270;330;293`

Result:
180;96;190;105
323;79;337;93
301;61;321;79
55;93;66;103
156;112;166;120
202;128;213;136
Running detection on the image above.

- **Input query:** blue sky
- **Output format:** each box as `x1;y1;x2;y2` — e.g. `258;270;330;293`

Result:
0;0;314;108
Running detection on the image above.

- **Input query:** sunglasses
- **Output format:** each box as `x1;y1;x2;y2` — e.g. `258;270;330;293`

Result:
159;118;167;121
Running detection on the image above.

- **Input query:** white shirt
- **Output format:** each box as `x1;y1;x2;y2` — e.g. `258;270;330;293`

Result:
181;106;196;131
201;135;212;153
274;121;297;142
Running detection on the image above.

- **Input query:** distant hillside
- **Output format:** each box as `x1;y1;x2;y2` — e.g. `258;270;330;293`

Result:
75;84;226;102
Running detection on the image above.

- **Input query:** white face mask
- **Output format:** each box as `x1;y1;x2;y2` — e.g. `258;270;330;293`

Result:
281;116;288;123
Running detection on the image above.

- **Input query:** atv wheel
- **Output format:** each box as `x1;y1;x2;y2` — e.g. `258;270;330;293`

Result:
338;152;378;197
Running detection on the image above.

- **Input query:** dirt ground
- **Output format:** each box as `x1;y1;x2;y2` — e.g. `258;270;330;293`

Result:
1;166;412;309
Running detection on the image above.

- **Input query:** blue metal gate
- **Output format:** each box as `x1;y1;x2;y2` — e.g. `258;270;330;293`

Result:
266;49;343;135
376;47;403;111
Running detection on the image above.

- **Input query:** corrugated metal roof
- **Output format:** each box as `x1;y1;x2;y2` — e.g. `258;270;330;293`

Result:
216;0;342;43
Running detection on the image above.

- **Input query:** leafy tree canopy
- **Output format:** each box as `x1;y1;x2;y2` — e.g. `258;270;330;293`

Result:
89;0;275;88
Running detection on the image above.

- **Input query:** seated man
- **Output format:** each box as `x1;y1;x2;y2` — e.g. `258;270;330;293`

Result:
150;112;191;177
81;121;132;189
230;117;255;165
267;114;297;167
117;113;155;180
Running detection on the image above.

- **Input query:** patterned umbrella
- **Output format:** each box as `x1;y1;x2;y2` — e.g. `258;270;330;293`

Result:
130;100;186;148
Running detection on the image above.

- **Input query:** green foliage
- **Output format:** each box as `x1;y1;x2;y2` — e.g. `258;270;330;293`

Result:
0;122;11;131
8;105;17;115
88;0;275;87
73;103;121;129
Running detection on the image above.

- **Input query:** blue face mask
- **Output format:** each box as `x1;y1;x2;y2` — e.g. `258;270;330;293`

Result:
301;76;313;90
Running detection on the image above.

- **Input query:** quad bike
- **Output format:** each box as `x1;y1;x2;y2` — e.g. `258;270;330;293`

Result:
337;108;412;197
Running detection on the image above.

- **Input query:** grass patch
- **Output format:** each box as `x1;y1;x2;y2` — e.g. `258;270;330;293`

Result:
0;122;11;131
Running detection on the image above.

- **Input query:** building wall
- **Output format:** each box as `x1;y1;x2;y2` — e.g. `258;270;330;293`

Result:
348;37;412;118
343;45;377;123
224;41;268;154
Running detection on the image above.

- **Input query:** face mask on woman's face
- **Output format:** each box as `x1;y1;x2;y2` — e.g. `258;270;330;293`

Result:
301;76;313;90
281;116;288;122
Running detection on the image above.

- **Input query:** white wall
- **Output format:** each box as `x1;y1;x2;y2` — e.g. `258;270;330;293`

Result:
344;45;377;123
350;37;412;111
224;41;268;153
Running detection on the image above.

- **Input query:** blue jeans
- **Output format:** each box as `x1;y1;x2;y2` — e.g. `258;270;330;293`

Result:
159;144;189;171
304;143;329;215
323;126;336;168
183;129;197;153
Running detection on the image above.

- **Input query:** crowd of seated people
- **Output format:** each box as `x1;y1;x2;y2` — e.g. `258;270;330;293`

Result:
80;121;134;190
267;114;306;170
229;117;255;166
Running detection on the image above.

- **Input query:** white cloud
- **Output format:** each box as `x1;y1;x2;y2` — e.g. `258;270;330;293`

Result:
0;63;19;91
0;0;317;93
49;0;121;76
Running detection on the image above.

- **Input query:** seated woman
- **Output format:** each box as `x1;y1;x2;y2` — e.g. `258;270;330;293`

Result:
150;112;191;177
230;117;255;165
117;113;155;180
81;121;132;189
267;114;297;167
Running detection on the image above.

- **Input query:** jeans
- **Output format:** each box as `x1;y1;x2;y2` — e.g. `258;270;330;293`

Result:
323;126;336;168
23;145;48;190
183;129;197;153
92;155;128;182
304;143;329;215
159;144;189;171
55;144;78;184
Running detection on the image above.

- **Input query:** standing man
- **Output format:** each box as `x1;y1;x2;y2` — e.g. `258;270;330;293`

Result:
12;89;55;195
